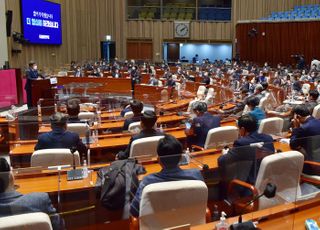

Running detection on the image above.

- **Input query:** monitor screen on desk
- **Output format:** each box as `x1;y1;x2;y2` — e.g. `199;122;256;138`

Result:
20;0;62;45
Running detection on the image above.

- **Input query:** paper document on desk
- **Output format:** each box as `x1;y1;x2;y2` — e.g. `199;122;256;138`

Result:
279;138;290;144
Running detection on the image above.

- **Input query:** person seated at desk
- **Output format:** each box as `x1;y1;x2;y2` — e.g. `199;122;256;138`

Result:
185;101;221;148
290;104;320;161
148;74;159;86
112;68;122;78
218;89;249;116
166;74;176;88
123;100;143;131
67;98;81;123
117;111;162;160
130;134;204;217
35;112;87;156
246;96;265;125
0;158;63;230
218;115;274;197
306;89;319;113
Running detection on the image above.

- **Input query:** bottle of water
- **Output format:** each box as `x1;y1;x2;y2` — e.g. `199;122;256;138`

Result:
82;160;88;178
185;148;191;164
159;124;164;133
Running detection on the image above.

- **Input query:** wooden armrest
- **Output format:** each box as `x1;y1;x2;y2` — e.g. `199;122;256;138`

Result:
129;216;139;230
206;207;211;223
227;179;259;213
191;145;204;151
304;161;320;167
228;179;258;197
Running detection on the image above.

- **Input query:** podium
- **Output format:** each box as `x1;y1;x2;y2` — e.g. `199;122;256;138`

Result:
31;79;55;107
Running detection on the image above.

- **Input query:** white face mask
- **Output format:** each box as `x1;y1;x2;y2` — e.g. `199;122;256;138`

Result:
33;65;38;70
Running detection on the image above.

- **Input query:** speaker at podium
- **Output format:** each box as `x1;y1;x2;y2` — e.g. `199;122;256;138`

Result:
101;41;116;62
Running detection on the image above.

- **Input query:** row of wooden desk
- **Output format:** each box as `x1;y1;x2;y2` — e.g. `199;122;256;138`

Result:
15;141;291;195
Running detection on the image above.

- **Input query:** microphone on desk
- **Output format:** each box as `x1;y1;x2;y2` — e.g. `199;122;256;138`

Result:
67;146;84;181
230;183;277;230
188;152;209;171
70;146;77;170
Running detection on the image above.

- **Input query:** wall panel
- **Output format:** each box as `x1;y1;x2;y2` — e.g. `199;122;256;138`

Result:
236;21;320;66
5;0;320;70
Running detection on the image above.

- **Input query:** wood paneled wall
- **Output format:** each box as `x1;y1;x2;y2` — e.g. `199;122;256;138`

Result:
5;0;320;70
236;21;320;66
5;0;125;71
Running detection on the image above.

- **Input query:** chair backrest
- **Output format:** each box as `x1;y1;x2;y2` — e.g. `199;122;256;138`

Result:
255;151;304;210
124;111;134;119
197;85;206;96
302;83;311;95
67;123;89;137
161;89;169;102
0;212;52;230
128;121;141;133
204;126;239;149
312;104;320;119
31;149;80;167
258;117;284;136
78;112;95;121
139;180;208;230
207;87;214;97
129;136;164;159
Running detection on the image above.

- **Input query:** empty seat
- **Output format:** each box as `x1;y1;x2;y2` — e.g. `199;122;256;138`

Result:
78;112;95;121
203;126;239;149
258;117;284;136
67;123;90;137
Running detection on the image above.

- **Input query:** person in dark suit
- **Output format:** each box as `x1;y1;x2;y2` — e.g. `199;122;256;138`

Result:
148;74;159;86
67;98;81;123
290;104;320;161
0;158;63;230
25;61;41;108
123;100;143;131
185;101;221;148
130;134;204;217
218;115;274;196
35;112;87;156
117;111;162;160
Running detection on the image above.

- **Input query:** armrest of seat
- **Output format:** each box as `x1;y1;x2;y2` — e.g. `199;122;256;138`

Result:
206;207;211;223
227;179;259;212
303;161;320;175
192;145;204;151
129;216;139;230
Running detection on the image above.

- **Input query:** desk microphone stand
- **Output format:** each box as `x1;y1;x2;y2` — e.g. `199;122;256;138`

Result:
48;164;71;212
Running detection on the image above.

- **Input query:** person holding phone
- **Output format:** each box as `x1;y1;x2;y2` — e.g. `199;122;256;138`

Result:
185;101;221;148
290;104;320;162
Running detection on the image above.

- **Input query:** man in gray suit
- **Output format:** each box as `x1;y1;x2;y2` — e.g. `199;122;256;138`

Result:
0;158;63;229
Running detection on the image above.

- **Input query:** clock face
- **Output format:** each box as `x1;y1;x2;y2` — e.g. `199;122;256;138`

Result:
175;23;189;38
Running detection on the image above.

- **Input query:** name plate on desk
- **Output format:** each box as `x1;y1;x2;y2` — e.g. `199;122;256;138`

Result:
67;168;84;181
50;77;58;85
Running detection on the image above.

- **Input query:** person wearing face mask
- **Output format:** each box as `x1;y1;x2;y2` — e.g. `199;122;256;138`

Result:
217;115;274;196
25;61;42;108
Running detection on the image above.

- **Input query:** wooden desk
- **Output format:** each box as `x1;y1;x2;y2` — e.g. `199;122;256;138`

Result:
11;120;237;157
15;141;290;195
156;99;192;111
192;196;320;230
38;114;186;133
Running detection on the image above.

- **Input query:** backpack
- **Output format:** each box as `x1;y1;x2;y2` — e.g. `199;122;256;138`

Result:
96;159;145;211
